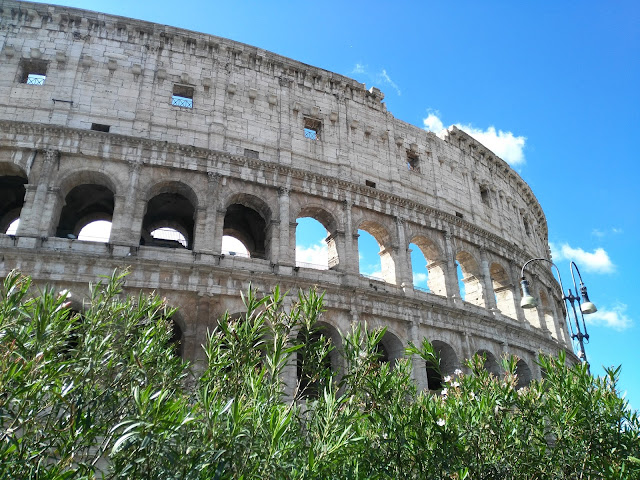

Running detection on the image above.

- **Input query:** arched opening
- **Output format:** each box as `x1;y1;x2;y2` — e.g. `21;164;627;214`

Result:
151;227;187;248
78;220;112;242
426;340;459;391
515;359;532;389
296;322;341;399
358;221;395;284
223;198;270;260
0;167;27;234
409;236;447;296
490;262;517;319
222;235;250;257
455;251;484;307
6;219;19;235
456;262;466;300
295;217;329;270
476;349;501;376
377;330;404;368
409;242;429;292
170;319;184;358
56;184;115;241
141;191;195;250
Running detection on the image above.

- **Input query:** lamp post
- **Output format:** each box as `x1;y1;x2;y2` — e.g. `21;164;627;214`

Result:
519;258;597;370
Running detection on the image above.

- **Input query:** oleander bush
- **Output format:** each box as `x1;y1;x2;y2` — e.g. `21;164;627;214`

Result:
1;269;639;479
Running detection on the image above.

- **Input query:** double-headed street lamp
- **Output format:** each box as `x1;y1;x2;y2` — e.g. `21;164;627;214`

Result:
519;258;597;370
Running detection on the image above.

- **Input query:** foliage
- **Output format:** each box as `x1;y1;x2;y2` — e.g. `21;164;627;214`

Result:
1;269;639;479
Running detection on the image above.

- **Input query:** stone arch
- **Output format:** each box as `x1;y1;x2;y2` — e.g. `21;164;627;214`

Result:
476;349;501;376
55;184;115;240
409;234;447;296
141;181;198;250
426;340;460;391
221;192;273;260
0;162;28;233
357;219;396;284
295;203;340;269
57;169;119;200
515;358;532;389
376;328;404;367
489;262;517;319
455;250;484;307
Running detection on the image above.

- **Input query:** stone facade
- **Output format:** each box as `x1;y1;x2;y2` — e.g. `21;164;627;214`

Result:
0;0;575;391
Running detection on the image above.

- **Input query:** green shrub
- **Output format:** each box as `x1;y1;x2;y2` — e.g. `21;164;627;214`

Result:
1;269;638;479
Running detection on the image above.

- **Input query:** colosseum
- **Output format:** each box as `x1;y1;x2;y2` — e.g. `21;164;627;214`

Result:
0;0;576;391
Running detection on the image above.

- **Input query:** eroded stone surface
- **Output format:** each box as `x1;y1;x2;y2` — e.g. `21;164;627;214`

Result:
0;0;572;391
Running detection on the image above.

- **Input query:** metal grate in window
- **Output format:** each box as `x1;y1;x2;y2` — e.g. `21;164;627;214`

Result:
26;74;46;85
171;95;193;108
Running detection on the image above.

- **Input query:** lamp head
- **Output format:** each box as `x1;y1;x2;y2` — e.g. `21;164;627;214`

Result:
580;285;597;314
520;278;537;309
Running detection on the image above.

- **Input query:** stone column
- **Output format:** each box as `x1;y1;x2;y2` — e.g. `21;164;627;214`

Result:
479;248;498;311
17;149;59;238
443;231;461;303
393;217;412;290
342;200;359;276
410;321;428;391
195;172;221;254
110;160;142;246
277;187;293;267
191;207;207;251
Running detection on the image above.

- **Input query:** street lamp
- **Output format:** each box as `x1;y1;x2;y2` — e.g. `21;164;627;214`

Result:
519;258;597;369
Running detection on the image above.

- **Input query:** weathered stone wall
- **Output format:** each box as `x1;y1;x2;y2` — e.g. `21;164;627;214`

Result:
0;0;574;391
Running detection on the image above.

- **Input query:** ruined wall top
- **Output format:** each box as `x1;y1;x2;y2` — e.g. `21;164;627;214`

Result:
0;0;549;258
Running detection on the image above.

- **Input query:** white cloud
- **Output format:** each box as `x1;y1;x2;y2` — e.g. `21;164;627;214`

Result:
550;242;615;274
378;69;401;96
413;272;428;285
591;227;623;238
296;242;328;269
351;63;366;75
586;303;632;331
350;64;401;96
422;111;526;166
423;112;445;135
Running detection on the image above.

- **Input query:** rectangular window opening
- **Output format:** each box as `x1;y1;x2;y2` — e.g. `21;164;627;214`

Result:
91;123;111;132
172;84;194;108
303;117;321;140
455;211;464;219
407;152;420;172
365;180;376;188
244;148;259;159
19;59;48;85
480;187;490;206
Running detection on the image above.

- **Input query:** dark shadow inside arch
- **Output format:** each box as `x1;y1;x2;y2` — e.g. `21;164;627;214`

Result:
56;184;114;241
376;330;404;368
141;192;195;250
515;359;532;389
426;340;459;391
476;349;501;376
223;203;267;259
296;323;340;399
0;171;27;234
170;319;184;358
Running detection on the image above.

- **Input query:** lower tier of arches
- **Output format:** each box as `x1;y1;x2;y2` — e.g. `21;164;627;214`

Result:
0;239;576;394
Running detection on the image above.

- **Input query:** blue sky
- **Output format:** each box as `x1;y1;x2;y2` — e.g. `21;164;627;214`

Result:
27;0;639;409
